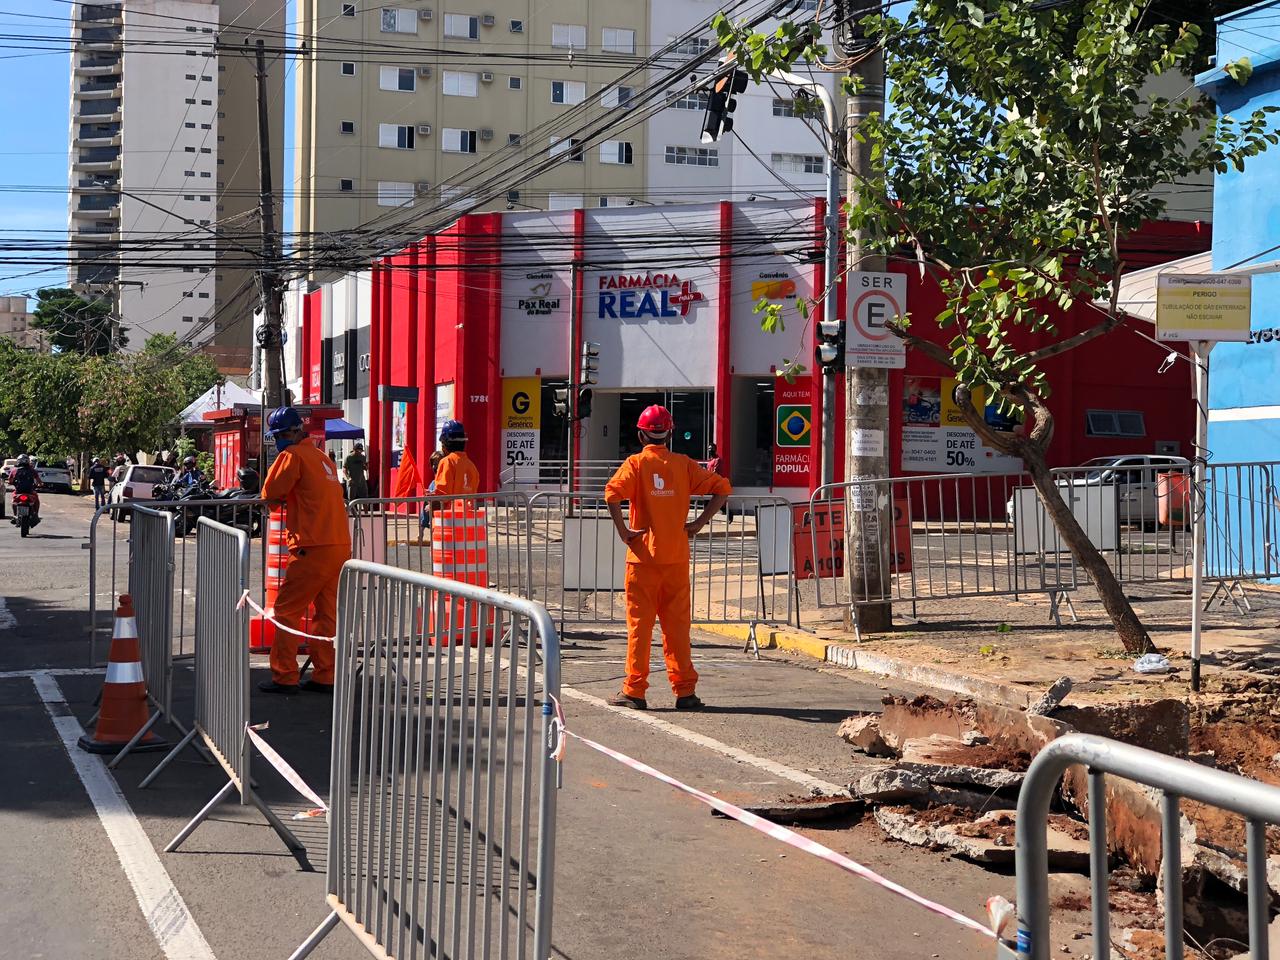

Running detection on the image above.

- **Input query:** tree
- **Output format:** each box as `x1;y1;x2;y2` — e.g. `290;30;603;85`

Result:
142;334;222;401
717;0;1277;652
30;287;127;355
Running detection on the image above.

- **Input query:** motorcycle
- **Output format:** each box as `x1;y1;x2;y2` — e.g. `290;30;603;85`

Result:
10;491;40;538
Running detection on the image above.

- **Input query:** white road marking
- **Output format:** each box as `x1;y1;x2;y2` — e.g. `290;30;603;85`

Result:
0;597;15;630
0;667;101;679
31;671;218;960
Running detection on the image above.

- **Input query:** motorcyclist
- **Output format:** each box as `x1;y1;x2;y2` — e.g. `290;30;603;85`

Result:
236;466;260;495
10;455;41;527
176;456;204;489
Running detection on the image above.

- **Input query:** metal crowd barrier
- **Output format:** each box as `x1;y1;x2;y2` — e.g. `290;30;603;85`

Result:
1203;461;1280;612
527;492;797;632
348;493;534;600
1009;733;1280;960
290;560;561;960
88;496;268;666
109;506;183;767
143;518;305;859
499;458;622;493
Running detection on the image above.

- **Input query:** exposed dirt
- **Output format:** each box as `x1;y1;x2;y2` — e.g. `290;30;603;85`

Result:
776;793;854;806
952;811;1016;844
928;740;1033;772
882;802;969;825
1187;708;1280;853
891;693;958;715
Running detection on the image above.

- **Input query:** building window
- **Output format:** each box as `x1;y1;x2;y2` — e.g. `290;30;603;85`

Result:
599;140;633;165
200;194;210;201
673;90;709;111
377;181;414;207
340;120;356;134
602;84;634;109
184;122;195;129
185;98;196;105
771;152;823;174
507;133;521;145
341;61;355;76
551;23;586;49
185;146;196;153
665;145;718;167
1086;410;1147;438
341;2;356;14
601;27;635;54
549;137;584;162
772;97;798;117
442;70;478;96
548;193;583;210
182;316;194;323
598;196;629;207
185;73;197;80
443;13;479;39
672;36;711;57
551;80;585;105
509;19;523;32
380;7;416;33
339;179;354;192
508;76;522;90
379;65;415;91
442;128;477;153
378;123;415;149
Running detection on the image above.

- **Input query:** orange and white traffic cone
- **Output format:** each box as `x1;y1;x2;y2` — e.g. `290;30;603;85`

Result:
78;594;168;755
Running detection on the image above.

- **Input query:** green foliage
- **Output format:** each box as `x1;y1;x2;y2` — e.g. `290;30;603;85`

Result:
717;0;1278;443
30;287;127;355
174;436;215;479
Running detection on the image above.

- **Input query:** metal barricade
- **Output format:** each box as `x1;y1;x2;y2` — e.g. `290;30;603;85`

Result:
88;496;269;666
1008;733;1280;960
348;494;533;600
143;518;305;859
289;560;561;960
1204;461;1280;611
528;491;797;631
499;458;622;494
108;506;183;767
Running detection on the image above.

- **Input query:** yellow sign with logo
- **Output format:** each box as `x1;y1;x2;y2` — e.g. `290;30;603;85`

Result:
502;377;541;430
1157;274;1252;342
939;377;986;427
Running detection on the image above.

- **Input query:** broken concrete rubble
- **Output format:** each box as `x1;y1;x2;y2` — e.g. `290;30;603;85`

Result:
898;735;1027;791
1028;676;1074;716
874;806;1090;869
850;768;929;803
837;715;893;757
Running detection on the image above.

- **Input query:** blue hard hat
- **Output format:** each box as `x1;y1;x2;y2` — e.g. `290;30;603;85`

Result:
439;419;466;442
267;406;304;436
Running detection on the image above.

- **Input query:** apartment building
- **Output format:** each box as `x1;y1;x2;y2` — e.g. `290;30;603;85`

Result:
66;0;282;371
292;3;837;250
0;296;47;352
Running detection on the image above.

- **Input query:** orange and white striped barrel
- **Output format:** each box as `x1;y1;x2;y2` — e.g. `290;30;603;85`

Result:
427;500;494;646
249;506;311;653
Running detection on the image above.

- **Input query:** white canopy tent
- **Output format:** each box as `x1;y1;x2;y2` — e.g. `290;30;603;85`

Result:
179;382;260;427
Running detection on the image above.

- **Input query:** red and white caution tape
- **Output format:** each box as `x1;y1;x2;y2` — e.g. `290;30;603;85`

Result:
547;697;996;942
236;590;336;643
245;722;328;820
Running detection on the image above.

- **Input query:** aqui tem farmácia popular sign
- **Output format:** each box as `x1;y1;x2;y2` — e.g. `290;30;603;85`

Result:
773;376;812;486
1156;274;1252;342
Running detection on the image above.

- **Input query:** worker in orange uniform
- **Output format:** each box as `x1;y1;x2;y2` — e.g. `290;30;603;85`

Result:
433;420;479;495
258;406;352;695
604;405;731;710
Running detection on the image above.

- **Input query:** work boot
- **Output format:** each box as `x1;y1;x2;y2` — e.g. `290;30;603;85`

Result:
258;680;299;695
674;694;705;711
606;692;647;710
301;679;334;694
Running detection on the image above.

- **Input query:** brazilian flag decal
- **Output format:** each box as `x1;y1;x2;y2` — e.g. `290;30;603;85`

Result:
776;405;812;447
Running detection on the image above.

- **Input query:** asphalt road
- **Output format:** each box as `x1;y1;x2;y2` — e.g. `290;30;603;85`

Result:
0;492;1012;960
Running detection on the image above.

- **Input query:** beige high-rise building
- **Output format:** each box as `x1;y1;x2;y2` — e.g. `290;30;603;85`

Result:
66;0;282;372
292;0;650;258
0;297;47;353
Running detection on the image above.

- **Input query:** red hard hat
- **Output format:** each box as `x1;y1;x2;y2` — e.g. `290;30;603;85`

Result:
637;404;674;434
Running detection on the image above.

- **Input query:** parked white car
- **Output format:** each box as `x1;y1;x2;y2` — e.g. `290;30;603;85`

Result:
1007;454;1191;527
109;464;176;506
33;459;74;494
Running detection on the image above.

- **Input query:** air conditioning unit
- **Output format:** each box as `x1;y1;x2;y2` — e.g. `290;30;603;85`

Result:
480;71;494;83
415;181;431;194
480;13;495;26
417;123;432;136
417;66;432;78
418;7;432;19
479;127;493;141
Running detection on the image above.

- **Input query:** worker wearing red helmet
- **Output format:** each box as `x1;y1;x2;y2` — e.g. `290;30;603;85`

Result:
603;405;731;710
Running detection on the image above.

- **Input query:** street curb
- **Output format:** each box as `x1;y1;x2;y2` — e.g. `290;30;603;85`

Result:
697;623;1031;708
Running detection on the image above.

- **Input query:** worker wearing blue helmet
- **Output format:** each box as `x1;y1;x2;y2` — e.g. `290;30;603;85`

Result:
433;419;478;496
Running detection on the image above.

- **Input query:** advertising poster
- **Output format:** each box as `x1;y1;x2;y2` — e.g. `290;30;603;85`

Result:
901;377;1021;474
773;376;812;486
434;383;455;454
501;377;541;481
390;401;407;467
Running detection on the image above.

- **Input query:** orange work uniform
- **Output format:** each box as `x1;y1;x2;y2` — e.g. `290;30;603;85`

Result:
262;438;352;686
434;450;479;496
604;445;732;698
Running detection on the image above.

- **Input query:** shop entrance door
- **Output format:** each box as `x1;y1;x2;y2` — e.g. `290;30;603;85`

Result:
617;390;713;460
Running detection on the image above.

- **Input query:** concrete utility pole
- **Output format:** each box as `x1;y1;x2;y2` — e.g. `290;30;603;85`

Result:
253;39;285;410
844;39;892;634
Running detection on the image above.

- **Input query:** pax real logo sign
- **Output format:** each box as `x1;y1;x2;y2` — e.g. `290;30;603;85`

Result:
598;273;703;321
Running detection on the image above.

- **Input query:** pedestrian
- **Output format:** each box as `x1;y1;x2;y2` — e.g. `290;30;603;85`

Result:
344;442;369;501
87;457;110;510
417;446;448;543
110;454;128;486
433;421;478;496
603;405;731;711
705;442;725;477
258;406;352;695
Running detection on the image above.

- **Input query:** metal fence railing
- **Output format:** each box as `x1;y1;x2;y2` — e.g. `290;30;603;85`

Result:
1204;461;1280;611
109;506;180;767
290;560;561;960
499;458;622;493
1008;733;1280;960
143;519;305;859
527;492;797;630
348;494;533;601
88;496;268;666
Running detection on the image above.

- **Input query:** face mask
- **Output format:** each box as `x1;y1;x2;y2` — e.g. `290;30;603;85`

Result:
274;432;298;450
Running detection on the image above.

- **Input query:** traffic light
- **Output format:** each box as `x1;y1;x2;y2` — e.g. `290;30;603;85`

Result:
553;388;570;418
816;318;845;373
577;388;593;420
700;68;749;144
580;340;600;385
